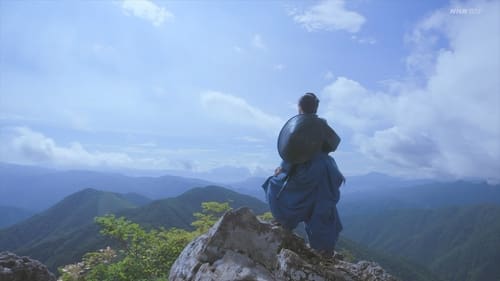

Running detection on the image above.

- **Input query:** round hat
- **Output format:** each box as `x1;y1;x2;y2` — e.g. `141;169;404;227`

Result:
277;114;325;164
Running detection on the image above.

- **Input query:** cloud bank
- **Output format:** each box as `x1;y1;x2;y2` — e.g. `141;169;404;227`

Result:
121;0;173;26
200;91;283;133
1;127;135;168
292;0;365;33
323;1;500;181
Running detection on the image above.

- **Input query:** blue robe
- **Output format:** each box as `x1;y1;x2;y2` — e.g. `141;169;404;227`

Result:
262;153;344;254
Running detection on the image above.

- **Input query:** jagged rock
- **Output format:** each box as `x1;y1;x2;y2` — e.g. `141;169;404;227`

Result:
0;252;56;281
169;207;398;281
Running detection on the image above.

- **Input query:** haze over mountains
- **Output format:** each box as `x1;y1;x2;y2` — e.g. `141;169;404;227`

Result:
0;162;433;213
3;161;483;214
0;162;211;211
0;206;34;228
1;162;500;281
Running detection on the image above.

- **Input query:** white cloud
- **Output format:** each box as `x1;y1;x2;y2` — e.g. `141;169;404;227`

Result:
351;35;376;45
292;0;365;33
1;127;135;168
121;0;173;27
323;77;395;133
403;10;446;80
0;127;277;177
236;136;265;143
252;34;266;49
200;91;283;133
322;0;500;181
0;128;209;172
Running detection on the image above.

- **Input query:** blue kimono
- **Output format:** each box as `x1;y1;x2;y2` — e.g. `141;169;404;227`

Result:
262;153;344;254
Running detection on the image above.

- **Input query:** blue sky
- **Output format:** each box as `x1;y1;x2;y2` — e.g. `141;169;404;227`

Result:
0;0;498;183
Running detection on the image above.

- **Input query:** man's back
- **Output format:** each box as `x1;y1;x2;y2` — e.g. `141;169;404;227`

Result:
278;114;340;165
263;92;344;257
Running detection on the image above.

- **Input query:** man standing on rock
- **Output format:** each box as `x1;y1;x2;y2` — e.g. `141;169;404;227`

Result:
262;92;345;258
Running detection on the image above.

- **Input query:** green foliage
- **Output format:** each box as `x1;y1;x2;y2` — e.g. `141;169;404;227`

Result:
95;214;187;279
0;188;139;256
60;247;117;281
258;211;274;222
191;202;231;233
59;202;232;281
337;248;355;263
1;186;268;273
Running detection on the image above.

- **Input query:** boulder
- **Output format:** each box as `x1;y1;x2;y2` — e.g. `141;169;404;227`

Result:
169;207;398;281
0;251;56;281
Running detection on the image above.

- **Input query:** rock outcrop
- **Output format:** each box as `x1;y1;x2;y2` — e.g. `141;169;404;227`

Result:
0;251;56;281
169;208;397;281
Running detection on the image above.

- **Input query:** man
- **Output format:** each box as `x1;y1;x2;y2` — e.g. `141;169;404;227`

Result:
262;93;344;257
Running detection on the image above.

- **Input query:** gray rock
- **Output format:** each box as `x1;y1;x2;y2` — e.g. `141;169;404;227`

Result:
0;252;56;281
169;207;398;281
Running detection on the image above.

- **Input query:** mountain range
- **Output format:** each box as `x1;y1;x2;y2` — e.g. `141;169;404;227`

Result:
337;180;500;281
0;185;438;280
0;162;211;212
0;206;34;228
1;163;500;280
338;180;500;216
0;186;269;272
343;204;500;281
0;162;443;215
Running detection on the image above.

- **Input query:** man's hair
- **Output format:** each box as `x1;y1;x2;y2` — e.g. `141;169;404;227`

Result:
299;92;319;114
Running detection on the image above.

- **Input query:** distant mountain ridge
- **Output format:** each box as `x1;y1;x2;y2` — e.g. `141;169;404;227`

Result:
5;162;498;214
226;174;500;216
0;162;212;211
0;186;269;272
339;180;500;216
0;185;439;281
120;186;269;230
0;188;142;252
343;204;500;281
2;184;491;281
224;173;436;201
0;206;34;228
3;163;500;280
